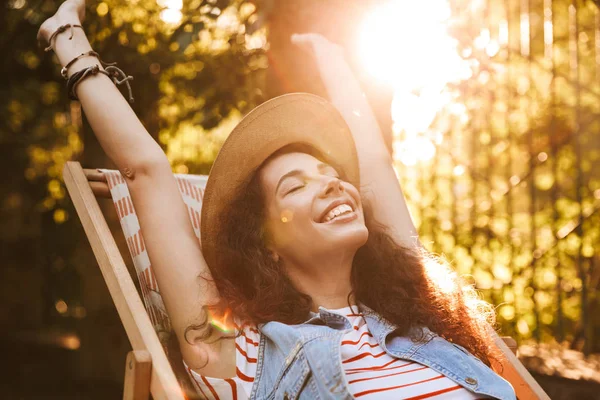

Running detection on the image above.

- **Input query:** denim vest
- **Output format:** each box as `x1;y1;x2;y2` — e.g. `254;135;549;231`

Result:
249;305;516;400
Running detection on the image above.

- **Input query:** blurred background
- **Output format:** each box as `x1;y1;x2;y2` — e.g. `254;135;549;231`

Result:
1;0;599;398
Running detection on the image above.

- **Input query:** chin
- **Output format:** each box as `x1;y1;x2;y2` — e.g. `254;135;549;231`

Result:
321;224;369;252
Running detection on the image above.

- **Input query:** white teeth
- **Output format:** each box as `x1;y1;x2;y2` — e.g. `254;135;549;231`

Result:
322;204;353;222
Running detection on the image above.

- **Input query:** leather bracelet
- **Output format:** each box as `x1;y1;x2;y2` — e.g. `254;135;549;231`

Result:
61;51;100;79
66;65;100;100
66;64;135;103
44;23;84;52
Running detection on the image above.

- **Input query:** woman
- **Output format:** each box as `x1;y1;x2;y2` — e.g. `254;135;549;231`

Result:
39;1;516;399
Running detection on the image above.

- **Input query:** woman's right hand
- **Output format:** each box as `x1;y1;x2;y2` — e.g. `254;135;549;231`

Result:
37;0;86;48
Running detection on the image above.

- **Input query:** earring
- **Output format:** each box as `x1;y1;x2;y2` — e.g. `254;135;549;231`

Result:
271;252;280;262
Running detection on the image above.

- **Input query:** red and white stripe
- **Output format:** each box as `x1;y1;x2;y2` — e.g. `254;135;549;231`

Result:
186;322;259;399
187;307;491;399
339;306;490;399
105;169;208;348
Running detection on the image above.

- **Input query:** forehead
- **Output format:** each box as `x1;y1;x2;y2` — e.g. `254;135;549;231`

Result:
259;152;323;187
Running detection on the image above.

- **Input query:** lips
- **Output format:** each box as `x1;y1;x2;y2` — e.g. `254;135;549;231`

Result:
318;199;356;223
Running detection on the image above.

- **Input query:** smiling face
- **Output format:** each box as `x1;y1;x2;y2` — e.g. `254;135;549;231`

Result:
258;150;369;266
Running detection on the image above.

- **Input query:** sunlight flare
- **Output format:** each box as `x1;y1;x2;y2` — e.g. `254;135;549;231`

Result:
359;0;471;166
209;308;234;333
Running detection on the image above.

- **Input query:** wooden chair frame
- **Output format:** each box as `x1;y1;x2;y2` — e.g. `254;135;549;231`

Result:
63;161;550;400
64;161;183;400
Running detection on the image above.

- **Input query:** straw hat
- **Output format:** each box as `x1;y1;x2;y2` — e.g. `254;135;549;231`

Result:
200;93;359;267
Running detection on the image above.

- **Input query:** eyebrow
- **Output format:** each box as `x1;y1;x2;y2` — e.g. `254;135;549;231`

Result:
275;163;335;194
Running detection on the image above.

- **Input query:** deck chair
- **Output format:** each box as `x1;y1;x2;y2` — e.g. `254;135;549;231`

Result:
63;160;550;400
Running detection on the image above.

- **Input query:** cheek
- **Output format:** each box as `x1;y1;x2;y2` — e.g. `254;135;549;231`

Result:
274;194;315;224
345;184;362;205
268;199;317;244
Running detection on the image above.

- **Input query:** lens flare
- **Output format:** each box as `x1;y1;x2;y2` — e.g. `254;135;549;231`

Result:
208;308;234;333
281;209;294;223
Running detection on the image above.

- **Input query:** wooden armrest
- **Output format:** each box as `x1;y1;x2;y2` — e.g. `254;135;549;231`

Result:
83;168;111;198
123;350;152;400
501;336;518;355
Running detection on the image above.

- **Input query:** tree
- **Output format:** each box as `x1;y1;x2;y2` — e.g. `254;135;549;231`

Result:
0;0;267;387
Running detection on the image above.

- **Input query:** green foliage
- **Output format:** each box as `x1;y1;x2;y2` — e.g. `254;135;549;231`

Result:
1;0;267;228
395;0;600;353
2;0;597;356
0;0;266;328
88;0;268;173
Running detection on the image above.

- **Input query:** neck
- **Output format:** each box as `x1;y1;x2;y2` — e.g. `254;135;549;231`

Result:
284;251;355;311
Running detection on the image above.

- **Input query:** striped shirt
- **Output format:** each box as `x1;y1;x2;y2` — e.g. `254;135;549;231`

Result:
186;306;491;399
186;323;258;400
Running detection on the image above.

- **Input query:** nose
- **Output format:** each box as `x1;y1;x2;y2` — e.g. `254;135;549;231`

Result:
320;176;344;198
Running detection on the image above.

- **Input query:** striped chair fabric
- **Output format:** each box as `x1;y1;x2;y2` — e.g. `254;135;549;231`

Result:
102;170;208;347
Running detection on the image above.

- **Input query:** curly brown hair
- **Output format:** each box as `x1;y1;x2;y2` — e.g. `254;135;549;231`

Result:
200;156;499;367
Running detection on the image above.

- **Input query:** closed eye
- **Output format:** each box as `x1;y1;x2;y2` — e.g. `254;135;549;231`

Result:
286;185;305;195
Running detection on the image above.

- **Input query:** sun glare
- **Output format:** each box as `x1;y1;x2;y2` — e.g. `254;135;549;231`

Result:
359;0;471;166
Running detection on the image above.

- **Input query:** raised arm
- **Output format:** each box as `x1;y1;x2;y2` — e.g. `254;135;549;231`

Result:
39;0;234;378
292;33;419;247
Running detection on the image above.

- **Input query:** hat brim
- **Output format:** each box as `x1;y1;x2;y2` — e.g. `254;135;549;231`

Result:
200;93;360;269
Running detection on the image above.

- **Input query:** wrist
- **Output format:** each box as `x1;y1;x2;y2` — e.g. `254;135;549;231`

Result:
58;13;82;27
54;10;82;36
39;18;82;47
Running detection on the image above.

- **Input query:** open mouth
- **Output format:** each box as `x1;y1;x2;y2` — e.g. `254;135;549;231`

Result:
319;201;356;223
